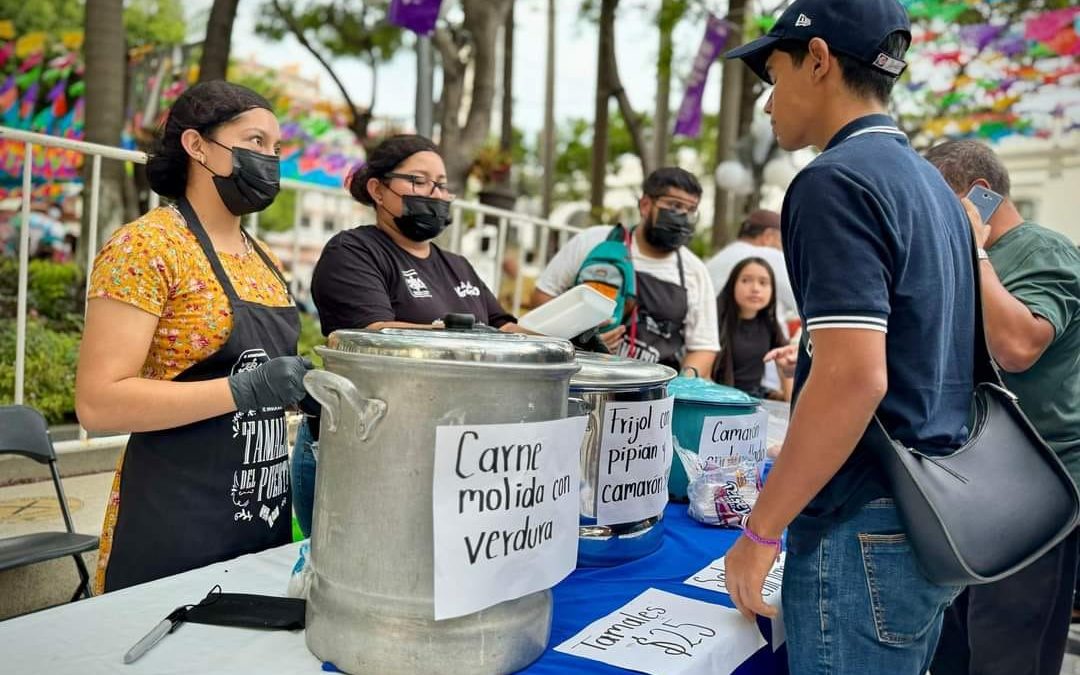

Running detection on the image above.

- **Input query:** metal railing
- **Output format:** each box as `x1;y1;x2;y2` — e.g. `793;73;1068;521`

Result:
1;125;582;456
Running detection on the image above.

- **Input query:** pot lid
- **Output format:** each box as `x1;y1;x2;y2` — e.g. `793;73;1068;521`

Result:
569;351;677;389
323;328;577;364
667;376;760;406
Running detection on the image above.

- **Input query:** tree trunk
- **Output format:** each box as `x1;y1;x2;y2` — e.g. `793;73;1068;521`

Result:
653;0;682;168
80;0;127;268
733;59;760;217
602;0;652;181
198;0;242;82
271;0;374;146
710;0;747;253
496;2;514;190
592;0;653;214
590;0;614;219
499;3;514;154
540;0;557;218
737;62;758;140
434;0;514;195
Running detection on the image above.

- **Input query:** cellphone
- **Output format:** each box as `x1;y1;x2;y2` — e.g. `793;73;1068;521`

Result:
965;185;1004;224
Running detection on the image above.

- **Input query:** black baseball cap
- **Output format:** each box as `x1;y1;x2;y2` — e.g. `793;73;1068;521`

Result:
726;0;911;84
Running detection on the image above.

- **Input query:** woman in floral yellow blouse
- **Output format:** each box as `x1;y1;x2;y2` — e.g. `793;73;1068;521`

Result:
76;81;311;592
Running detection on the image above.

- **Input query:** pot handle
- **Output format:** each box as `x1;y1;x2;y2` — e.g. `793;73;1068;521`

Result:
303;370;387;441
567;397;593;418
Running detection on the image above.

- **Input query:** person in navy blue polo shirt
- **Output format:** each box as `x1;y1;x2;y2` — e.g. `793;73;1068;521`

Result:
721;1;975;673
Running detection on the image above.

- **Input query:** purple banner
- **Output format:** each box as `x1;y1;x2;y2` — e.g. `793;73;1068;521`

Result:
674;15;730;137
388;0;443;36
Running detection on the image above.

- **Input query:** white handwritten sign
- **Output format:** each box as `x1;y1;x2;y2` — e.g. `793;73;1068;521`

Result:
596;397;675;525
684;553;787;650
432;416;587;620
555;588;766;674
696;410;769;467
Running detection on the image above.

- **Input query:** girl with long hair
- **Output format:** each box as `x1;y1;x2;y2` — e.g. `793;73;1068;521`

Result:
712;257;792;401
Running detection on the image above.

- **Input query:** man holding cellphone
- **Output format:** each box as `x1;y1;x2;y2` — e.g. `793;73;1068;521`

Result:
926;139;1080;675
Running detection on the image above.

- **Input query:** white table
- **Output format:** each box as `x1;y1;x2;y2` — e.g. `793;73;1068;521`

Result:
0;542;321;675
0;505;791;675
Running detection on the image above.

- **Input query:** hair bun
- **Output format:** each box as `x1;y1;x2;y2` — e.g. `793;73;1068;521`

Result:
347;164;374;205
146;135;187;199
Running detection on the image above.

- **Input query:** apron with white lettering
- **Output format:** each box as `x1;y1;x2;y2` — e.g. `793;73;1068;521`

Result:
616;228;689;371
104;198;299;592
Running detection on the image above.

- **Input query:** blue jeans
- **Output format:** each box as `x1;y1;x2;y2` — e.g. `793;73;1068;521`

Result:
290;418;318;538
783;498;963;675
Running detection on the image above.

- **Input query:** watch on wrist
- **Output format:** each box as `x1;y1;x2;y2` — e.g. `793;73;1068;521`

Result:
976;247;990;261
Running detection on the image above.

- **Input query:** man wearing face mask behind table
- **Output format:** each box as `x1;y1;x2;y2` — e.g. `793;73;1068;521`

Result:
532;167;720;377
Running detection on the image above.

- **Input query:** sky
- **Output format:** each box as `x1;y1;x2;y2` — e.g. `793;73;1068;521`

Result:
185;0;729;141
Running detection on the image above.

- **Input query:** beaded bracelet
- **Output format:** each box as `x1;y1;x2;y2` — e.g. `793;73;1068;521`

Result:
742;522;782;557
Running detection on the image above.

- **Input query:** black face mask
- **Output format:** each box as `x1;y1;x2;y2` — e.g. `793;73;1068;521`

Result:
201;138;281;216
389;194;453;242
644;207;693;252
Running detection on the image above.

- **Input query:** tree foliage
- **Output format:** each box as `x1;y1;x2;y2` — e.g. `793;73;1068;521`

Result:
555;110;650;202
0;0;186;47
123;0;187;47
0;0;83;35
434;0;515;192
255;1;404;62
255;0;405;144
258;188;297;233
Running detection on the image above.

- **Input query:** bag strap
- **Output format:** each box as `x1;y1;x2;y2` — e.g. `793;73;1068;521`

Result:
623;225;638;358
607;222;629;243
967;226;1004;387
846;221;1003;441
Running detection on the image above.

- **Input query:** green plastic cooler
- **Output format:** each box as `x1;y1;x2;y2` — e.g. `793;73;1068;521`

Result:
667;377;761;500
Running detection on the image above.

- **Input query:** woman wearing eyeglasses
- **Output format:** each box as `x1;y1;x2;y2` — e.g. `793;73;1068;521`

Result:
291;135;520;536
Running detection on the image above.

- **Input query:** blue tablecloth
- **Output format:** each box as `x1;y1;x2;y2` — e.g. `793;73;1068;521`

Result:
522;503;789;674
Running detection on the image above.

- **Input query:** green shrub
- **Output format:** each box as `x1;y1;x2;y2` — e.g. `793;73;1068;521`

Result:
0;318;80;423
28;259;84;330
0;257;20;319
0;258;85;331
297;313;325;368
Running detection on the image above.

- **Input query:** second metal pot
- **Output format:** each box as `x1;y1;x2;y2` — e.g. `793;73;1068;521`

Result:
569;352;677;567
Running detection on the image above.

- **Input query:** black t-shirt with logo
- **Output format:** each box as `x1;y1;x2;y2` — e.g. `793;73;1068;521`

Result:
311;225;516;336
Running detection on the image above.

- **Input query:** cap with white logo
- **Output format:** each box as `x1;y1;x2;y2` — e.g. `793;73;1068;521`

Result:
725;0;911;84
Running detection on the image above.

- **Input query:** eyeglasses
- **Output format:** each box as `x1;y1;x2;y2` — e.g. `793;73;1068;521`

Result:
385;173;456;200
655;196;700;224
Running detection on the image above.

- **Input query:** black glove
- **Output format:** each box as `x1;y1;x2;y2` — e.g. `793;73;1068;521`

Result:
228;356;313;412
570;326;611;354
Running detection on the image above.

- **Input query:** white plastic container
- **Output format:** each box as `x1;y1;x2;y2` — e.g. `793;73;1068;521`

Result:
519;284;617;339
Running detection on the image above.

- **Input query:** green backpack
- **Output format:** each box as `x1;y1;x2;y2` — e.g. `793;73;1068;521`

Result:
574;224;636;333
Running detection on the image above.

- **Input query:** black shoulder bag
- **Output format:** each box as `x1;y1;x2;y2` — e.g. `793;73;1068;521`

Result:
861;232;1080;586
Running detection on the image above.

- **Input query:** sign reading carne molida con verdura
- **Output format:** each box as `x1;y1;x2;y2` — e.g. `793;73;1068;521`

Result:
431;416;588;620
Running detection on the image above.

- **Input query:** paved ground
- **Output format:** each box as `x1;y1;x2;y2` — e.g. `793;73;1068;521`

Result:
1068;647;1080;675
0;471;111;619
2;468;1079;672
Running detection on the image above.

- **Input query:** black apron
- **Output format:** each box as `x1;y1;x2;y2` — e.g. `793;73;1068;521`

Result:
104;198;300;592
615;229;689;371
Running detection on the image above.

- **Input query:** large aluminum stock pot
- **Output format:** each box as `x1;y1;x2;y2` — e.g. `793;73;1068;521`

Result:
303;328;579;675
570;352;677;566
